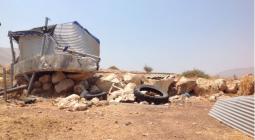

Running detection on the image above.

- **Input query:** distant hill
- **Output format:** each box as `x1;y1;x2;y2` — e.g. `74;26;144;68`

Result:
0;47;19;65
217;67;254;78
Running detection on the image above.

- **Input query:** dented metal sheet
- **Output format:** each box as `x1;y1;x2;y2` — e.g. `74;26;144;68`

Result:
209;96;255;137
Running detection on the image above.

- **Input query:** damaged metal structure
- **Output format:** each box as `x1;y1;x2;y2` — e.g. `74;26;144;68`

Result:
8;20;100;76
2;19;101;95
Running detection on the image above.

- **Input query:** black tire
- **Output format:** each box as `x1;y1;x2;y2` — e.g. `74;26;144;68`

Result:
81;91;107;100
134;85;169;104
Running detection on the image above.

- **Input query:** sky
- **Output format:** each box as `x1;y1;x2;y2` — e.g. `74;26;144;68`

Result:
0;0;253;74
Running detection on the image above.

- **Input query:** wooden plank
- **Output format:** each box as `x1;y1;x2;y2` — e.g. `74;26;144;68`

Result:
3;68;7;101
0;85;28;95
27;73;36;94
10;63;14;87
9;36;16;88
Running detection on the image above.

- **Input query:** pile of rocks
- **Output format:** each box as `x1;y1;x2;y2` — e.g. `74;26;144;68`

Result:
53;94;109;111
24;71;254;106
28;72;98;97
96;72;175;103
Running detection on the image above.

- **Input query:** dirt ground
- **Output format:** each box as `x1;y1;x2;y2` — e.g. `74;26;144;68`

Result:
0;99;252;140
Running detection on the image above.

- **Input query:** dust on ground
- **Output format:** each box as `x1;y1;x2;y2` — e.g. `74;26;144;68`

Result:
0;99;251;140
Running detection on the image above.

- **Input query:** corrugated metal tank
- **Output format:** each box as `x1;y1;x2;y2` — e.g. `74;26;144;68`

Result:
18;21;99;60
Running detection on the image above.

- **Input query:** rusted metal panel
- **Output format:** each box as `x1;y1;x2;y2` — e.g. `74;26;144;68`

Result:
209;96;255;137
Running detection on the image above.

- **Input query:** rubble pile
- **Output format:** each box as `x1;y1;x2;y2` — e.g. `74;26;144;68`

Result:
15;71;254;109
53;94;109;111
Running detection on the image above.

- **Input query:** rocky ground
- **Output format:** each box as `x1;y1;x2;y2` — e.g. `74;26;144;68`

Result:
0;98;252;140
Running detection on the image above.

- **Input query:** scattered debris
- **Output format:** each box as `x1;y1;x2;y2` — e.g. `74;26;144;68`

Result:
53;94;108;111
144;77;174;93
96;73;121;92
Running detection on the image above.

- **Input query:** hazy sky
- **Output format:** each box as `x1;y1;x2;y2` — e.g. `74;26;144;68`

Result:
0;0;253;74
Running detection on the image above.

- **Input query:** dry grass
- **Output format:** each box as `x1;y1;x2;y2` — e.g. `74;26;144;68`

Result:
239;75;254;95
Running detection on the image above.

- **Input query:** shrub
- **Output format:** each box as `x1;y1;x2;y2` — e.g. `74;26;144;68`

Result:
108;65;119;70
181;69;210;78
144;65;153;73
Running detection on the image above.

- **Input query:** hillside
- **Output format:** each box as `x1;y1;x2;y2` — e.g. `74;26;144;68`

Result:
0;47;19;65
217;67;254;78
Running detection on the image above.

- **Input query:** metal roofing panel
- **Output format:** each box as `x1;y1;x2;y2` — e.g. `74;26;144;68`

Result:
209;95;255;137
53;22;99;57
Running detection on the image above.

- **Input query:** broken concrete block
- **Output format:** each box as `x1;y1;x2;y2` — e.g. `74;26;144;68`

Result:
226;80;239;93
91;97;100;105
54;79;74;93
96;73;120;92
39;74;51;84
55;94;80;109
121;83;136;102
108;90;123;101
123;73;145;85
213;79;227;91
52;72;66;84
194;78;228;95
176;77;196;95
194;78;216;95
144;77;174;93
121;93;135;102
123;83;136;93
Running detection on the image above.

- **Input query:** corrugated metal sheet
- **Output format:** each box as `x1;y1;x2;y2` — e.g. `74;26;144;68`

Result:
12;21;100;61
209;95;255;137
53;22;99;57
